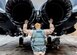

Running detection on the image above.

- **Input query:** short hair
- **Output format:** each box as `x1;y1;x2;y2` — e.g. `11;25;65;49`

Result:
34;23;41;28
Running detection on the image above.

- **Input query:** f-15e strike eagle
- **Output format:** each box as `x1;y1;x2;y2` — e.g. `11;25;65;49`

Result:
0;0;77;47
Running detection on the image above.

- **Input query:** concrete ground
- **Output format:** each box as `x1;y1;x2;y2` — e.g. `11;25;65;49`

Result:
0;35;77;55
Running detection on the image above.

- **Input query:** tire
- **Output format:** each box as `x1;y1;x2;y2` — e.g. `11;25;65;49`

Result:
41;0;72;26
5;0;34;25
19;37;23;46
51;38;60;49
47;37;60;49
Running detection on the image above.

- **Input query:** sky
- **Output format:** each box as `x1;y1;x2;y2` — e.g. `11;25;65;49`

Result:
70;0;77;6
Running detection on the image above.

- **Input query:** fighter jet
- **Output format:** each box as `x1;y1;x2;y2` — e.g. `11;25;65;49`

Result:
0;0;77;48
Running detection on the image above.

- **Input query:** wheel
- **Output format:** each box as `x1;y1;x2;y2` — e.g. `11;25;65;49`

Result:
19;37;24;46
52;38;60;49
46;37;52;49
47;37;60;49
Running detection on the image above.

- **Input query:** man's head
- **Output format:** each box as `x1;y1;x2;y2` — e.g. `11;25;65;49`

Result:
34;23;41;29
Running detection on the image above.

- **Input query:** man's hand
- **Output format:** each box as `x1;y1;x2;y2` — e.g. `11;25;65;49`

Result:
25;20;28;24
49;19;53;24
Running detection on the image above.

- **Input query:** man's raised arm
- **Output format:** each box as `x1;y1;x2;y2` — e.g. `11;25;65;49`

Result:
23;20;29;34
44;19;55;35
23;20;33;36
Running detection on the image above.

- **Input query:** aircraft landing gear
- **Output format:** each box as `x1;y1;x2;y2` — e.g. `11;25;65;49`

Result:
19;37;24;47
47;35;60;50
51;38;60;50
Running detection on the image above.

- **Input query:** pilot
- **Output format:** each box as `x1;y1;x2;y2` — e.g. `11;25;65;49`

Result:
23;19;54;55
